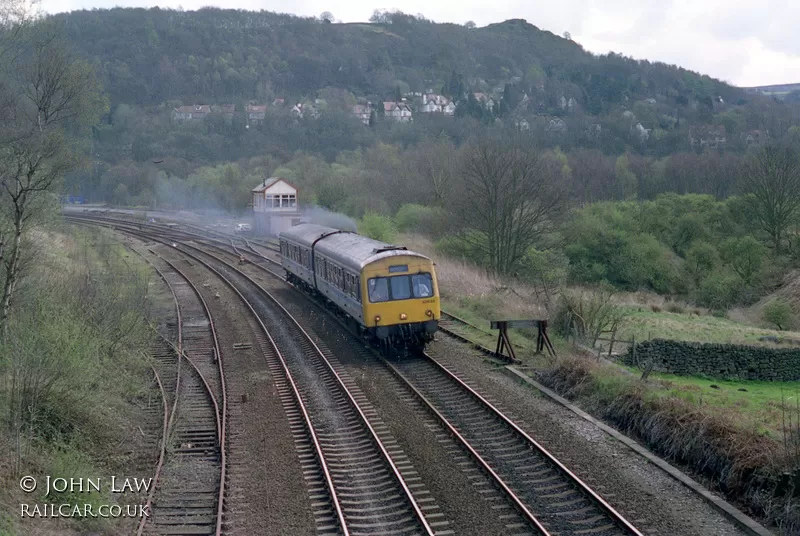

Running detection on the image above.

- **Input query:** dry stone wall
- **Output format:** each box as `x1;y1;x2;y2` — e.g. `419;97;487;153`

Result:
622;339;800;381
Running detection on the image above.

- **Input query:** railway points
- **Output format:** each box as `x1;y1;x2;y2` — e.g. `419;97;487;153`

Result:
64;212;762;536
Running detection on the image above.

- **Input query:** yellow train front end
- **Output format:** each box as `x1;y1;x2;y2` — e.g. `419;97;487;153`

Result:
360;255;440;348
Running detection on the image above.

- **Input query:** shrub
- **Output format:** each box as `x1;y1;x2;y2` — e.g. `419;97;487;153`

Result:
517;248;569;301
763;298;795;331
436;231;489;267
719;235;767;286
684;241;719;287
665;303;685;314
395;203;449;236
553;286;629;345
358;212;397;242
650;304;662;313
696;271;741;310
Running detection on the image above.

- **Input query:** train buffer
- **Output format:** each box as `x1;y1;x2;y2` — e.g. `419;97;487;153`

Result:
490;319;557;362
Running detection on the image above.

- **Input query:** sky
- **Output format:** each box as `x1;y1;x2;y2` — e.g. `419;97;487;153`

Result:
38;0;800;87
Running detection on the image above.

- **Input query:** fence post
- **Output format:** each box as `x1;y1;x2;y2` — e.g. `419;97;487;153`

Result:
632;335;637;366
608;327;617;357
640;360;654;381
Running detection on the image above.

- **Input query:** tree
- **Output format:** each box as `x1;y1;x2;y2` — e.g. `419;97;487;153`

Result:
741;144;800;254
455;137;567;275
411;135;457;206
684;241;718;287
0;20;106;338
319;11;334;23
763;298;794;331
719;235;766;285
464;21;476;29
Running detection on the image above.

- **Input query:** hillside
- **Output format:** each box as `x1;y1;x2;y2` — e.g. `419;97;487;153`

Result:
743;82;800;100
58;8;746;112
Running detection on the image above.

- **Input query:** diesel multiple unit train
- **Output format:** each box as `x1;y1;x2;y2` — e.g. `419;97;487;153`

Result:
279;223;440;349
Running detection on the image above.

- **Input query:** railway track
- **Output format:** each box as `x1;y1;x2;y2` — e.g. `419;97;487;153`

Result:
164;241;440;536
140;253;227;536
73;217;442;535
383;350;642;536
69;213;643;536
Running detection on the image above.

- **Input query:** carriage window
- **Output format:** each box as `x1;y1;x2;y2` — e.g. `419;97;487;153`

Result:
412;273;433;298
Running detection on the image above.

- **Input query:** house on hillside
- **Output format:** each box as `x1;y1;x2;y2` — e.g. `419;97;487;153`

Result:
547;118;567;134
741;129;768;147
420;94;455;116
473;92;495;112
291;103;319;120
512;117;530;131
635;123;651;142
383;101;413;122
352;104;372;125
211;104;235;123
246;104;267;125
173;105;211;122
272;98;285;107
689;125;727;149
251;177;302;236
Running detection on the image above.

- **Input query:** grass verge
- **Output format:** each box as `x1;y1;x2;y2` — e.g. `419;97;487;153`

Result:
535;356;798;533
0;225;156;535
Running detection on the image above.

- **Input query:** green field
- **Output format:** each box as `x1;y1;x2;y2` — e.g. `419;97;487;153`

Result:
617;306;800;346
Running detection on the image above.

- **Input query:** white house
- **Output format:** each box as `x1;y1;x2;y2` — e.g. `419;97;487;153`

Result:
246;104;267;125
383;101;413;122
173;105;211;122
352;104;372;125
251;177;302;235
421;94;455;116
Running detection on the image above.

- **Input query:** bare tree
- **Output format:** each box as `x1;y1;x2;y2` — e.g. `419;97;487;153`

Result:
412;136;457;207
741;144;800;255
0;20;106;339
456;138;568;275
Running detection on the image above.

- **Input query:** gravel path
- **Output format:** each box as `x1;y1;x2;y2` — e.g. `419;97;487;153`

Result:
426;335;752;536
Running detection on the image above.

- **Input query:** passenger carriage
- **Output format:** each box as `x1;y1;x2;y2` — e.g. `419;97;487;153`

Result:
279;223;440;348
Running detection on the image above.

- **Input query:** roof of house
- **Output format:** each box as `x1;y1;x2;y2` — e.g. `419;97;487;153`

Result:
246;104;267;113
212;104;235;114
352;104;371;114
383;101;411;112
251;177;296;193
174;105;211;114
272;98;285;106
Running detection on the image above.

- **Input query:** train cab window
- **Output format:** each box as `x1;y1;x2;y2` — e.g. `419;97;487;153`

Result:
412;273;433;298
368;278;390;302
368;273;433;302
390;276;411;300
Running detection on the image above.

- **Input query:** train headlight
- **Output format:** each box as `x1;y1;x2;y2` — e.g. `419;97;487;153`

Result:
374;315;381;323
426;310;433;317
400;313;407;320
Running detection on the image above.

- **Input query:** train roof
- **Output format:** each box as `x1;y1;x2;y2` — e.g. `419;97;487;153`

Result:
280;223;431;271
